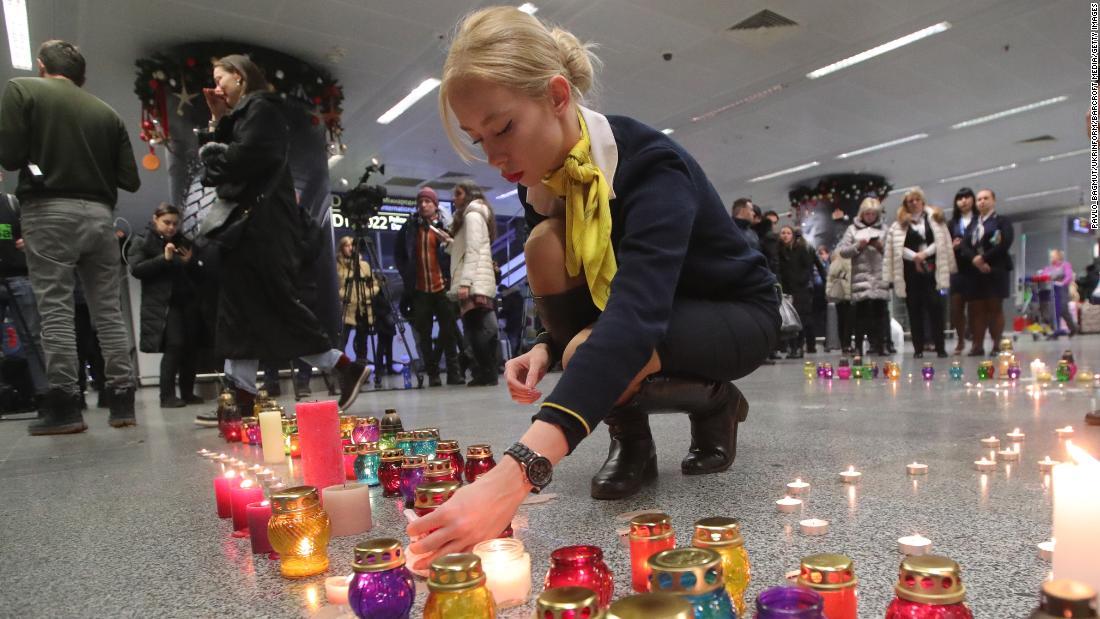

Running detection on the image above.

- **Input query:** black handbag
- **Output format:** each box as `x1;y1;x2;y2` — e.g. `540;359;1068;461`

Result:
197;160;286;251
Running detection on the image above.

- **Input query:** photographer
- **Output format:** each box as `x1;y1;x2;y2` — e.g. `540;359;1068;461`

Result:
336;235;380;360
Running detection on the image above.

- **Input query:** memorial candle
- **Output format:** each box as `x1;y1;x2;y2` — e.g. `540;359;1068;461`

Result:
797;554;857;619
629;512;675;593
347;538;416;619
1052;444;1100;592
258;408;284;464
343;444;359;480
325;575;352;605
885;555;973;618
246;500;274;554
321;483;373;537
231;479;264;536
213;469;239;518
544;545;615;609
474;537;532;609
296;400;344;492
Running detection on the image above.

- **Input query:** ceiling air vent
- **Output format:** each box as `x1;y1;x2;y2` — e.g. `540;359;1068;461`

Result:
1017;135;1056;144
385;177;425;187
728;9;798;31
438;171;471;179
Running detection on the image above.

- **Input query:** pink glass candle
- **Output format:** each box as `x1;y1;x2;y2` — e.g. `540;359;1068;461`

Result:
296;400;345;493
246;500;275;554
231;479;264;536
343;444;358;481
213;470;239;519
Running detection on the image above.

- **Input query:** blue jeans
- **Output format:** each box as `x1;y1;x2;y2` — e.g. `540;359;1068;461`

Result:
0;275;48;394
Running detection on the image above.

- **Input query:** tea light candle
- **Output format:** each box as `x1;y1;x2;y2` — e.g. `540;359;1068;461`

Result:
785;478;810;496
473;538;532;609
997;448;1021;462
320;483;373;537
1039;456;1060;473
213;470;239;518
324;575;352;605
197;448;212;457
839;466;862;483
246;500;274;554
975;457;996;472
799;518;829;536
776;496;803;513
980;436;1001;449
1007;428;1026;441
898;534;932;555
1037;539;1055;561
906;462;928;475
1031;359;1047;377
1056;426;1075;439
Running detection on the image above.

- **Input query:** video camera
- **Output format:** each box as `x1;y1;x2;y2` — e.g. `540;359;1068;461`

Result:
341;158;387;226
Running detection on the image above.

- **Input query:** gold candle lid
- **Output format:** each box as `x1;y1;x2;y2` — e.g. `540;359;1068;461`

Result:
401;455;427;469
356;441;380;455
424;458;453;479
428;553;486;591
396;431;414;442
1058;359;1071;367
922;362;933;369
423;427;440;439
536;587;602;619
218;389;235;404
436;439;459;453
356;416;378;427
414;480;460;510
256;388;269;400
647;548;724;596
999;337;1013;351
607;593;694;619
629;512;674;540
1038;580;1098;618
379;448;405;462
380;409;403;433
343;444;358;455
353;537;406;573
270;485;320;513
980;360;994;367
951;360;962;367
798;553;858;591
240;415;258;424
692;516;744;548
895;555;966;605
466;444;493;459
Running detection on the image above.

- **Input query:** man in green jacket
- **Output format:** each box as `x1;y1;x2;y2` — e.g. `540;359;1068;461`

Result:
0;40;141;435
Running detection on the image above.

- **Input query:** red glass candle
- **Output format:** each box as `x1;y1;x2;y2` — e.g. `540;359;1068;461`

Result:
797;553;858;619
544;545;614;609
413;480;460;517
230;478;264;537
222;419;242;443
288;432;301;458
246;500;275;554
885;555;973;619
343;444;358;481
628;512;675;593
379;449;404;497
213;470;240;518
435;440;463;482
424;458;459;484
296;400;344;492
464;444;495;483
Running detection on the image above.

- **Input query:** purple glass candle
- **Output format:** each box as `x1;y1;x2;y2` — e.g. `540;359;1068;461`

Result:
348;538;415;619
922;363;935;381
352;417;379;444
755;585;826;619
399;455;426;508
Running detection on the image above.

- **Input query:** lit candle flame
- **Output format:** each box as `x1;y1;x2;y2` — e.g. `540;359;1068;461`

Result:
847;465;855;473
225;469;236;479
240;479;254;489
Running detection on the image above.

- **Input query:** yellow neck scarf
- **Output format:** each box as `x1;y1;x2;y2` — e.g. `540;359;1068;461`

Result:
541;111;617;310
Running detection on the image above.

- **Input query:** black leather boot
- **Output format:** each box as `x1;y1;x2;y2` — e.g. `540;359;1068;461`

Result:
633;376;748;476
590;404;658;500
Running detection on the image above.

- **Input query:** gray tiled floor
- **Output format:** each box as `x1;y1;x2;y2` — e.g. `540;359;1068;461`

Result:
1;338;1098;618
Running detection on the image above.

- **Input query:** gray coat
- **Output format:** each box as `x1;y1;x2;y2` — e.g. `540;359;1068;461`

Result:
835;219;890;302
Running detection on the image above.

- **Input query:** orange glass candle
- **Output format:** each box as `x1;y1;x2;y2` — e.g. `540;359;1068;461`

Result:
628;512;675;593
267;486;331;578
797;553;858;619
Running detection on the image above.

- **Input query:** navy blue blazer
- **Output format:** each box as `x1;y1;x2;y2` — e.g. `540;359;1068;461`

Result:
522;114;776;451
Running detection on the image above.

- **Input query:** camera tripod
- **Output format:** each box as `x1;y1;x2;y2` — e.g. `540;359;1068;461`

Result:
339;221;423;391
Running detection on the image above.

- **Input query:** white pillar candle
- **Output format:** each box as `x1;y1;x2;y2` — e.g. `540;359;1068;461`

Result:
839;466;862;483
776;496;803;513
799;518;829;536
786;478;810;495
906;462;928;475
473;538;532;609
258;409;285;465
324;575;351;605
898;534;932;555
320;483;373;537
1052;444;1100;591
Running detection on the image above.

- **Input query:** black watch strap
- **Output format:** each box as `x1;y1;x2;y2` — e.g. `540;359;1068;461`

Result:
504;441;552;493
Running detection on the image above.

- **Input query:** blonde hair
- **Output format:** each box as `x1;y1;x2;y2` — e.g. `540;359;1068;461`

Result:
858;197;882;219
439;6;600;160
895;188;927;225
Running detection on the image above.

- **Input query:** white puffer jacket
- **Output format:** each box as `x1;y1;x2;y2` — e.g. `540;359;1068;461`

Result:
447;199;497;299
882;207;956;298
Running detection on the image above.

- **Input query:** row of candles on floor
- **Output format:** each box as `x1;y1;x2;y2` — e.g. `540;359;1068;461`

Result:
803;346;1092;385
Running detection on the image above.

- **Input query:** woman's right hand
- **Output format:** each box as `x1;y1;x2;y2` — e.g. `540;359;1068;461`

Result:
504;343;550;404
203;88;229;122
163;243;176;261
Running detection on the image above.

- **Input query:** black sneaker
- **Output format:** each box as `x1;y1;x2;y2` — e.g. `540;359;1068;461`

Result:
337;361;371;411
428;374;443;388
182;394;205;405
108;386;137;428
194;413;219;427
447;373;466;386
160;396;186;408
28;389;87;436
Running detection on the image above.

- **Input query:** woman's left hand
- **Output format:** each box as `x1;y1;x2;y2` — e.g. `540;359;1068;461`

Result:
458;286;470;301
407;458;529;570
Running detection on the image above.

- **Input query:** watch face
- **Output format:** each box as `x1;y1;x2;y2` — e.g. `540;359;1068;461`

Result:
528;457;553;486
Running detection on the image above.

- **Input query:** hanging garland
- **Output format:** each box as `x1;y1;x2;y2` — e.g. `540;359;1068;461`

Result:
134;42;345;170
787;173;892;217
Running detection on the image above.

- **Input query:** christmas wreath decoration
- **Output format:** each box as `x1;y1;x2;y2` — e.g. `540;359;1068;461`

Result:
788;173;892;214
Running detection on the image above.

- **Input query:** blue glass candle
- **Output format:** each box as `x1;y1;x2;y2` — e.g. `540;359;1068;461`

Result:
412;429;439;458
348;538;415;619
396;431;414;455
949;361;963;381
648;548;735;619
355;442;381;486
754;585;826;619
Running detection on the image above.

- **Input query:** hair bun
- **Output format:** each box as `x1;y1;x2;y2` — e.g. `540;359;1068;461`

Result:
550;27;595;96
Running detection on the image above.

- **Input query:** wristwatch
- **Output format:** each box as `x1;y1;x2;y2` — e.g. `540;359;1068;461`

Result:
504;442;553;493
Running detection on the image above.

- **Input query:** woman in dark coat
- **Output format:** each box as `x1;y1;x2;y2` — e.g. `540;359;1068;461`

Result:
958;188;1014;355
777;225;823;358
948;188;976;355
199;54;369;411
127;204;203;407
